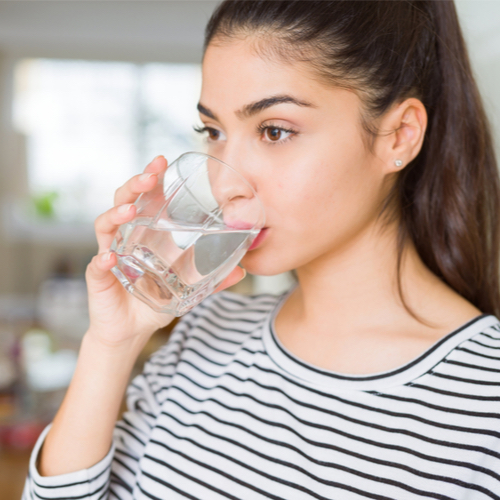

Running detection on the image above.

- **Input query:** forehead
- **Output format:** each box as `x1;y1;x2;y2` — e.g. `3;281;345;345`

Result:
200;39;327;110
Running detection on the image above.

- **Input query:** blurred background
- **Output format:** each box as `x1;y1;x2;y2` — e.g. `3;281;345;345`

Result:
0;1;498;498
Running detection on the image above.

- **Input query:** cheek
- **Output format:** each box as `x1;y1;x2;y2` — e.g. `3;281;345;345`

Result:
279;128;370;212
242;160;383;275
284;157;361;218
277;151;381;242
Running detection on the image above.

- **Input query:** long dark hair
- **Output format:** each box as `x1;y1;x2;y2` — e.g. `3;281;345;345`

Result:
204;0;500;318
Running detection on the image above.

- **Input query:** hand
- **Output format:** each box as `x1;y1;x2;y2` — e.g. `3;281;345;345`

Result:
85;156;246;349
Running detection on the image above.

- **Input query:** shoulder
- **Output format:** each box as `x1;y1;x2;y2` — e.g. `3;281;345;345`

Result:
146;290;284;368
141;290;284;396
438;316;500;391
457;316;500;365
182;289;283;343
193;290;283;322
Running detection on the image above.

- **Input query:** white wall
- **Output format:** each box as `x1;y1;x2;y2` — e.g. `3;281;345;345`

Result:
456;0;500;158
0;1;219;63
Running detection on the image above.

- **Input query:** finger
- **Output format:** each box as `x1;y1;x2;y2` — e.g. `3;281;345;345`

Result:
94;203;136;253
113;172;158;207
114;156;168;207
143;155;168;175
85;251;118;294
214;267;247;293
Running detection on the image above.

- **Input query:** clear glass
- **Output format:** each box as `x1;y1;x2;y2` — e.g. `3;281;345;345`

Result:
111;152;265;316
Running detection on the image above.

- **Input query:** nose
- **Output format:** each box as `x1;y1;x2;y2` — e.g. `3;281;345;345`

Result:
214;133;262;196
207;156;254;207
206;155;264;230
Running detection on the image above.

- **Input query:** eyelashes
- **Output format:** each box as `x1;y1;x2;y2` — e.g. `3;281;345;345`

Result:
193;125;209;134
193;123;297;145
192;125;219;140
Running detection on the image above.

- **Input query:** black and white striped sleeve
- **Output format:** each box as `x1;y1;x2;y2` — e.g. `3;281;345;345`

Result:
108;316;190;499
21;313;190;500
21;421;115;500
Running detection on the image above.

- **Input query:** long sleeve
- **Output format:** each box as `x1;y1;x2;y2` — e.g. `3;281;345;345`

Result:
20;316;188;500
22;422;115;499
108;360;162;499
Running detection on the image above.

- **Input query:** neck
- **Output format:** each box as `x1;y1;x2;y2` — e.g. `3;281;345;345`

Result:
275;218;482;375
289;219;442;335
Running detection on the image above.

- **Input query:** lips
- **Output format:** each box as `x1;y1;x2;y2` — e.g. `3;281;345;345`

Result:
224;220;254;230
248;228;269;251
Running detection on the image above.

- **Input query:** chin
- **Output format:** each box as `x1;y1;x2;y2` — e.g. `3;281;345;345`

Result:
240;249;294;277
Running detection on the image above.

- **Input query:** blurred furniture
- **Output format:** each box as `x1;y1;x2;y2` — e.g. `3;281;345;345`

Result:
0;447;31;500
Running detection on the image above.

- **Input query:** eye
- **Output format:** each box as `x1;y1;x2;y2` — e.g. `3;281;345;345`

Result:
193;125;224;142
267;127;284;141
258;124;297;144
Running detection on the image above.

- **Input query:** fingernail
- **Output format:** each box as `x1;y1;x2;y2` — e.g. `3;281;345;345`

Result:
151;155;164;163
101;252;112;262
240;268;247;280
139;173;154;182
118;203;133;214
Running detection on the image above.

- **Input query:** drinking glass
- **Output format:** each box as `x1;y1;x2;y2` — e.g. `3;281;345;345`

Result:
110;152;265;316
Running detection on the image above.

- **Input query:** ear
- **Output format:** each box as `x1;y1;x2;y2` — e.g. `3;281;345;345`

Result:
375;98;427;173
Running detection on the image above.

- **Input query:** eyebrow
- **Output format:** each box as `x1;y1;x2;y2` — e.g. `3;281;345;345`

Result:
197;94;316;121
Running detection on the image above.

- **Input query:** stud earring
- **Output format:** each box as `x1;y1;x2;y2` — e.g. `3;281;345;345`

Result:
394;159;403;167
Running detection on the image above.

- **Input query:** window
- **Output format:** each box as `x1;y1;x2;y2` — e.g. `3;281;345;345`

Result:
12;59;203;223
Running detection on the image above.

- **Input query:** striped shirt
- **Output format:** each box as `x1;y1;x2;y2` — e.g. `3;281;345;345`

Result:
22;289;500;499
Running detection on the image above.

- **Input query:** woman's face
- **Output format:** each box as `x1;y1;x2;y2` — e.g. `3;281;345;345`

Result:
199;38;392;276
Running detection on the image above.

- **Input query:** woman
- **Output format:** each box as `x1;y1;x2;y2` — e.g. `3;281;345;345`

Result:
23;1;500;498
